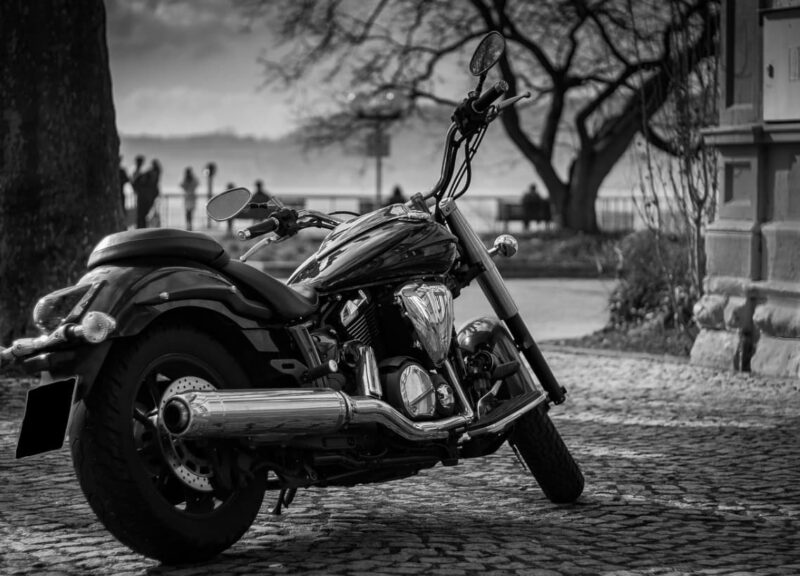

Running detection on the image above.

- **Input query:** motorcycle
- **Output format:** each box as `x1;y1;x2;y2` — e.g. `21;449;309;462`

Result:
1;32;583;564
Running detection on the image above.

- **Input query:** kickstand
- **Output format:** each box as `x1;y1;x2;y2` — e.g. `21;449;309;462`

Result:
271;487;298;515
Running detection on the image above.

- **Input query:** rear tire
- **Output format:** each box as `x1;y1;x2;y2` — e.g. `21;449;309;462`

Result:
509;405;584;503
69;325;266;564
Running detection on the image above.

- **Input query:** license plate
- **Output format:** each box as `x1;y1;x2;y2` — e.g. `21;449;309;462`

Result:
16;377;78;458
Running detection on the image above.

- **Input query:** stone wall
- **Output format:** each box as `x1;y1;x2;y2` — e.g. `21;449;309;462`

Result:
691;1;800;378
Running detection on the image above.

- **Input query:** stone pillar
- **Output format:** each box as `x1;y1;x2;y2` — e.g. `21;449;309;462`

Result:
692;0;800;378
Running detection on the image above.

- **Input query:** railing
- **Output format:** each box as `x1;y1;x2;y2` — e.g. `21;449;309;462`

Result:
126;189;638;234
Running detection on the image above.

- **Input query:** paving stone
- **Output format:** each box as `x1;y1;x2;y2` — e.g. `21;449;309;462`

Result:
1;353;800;574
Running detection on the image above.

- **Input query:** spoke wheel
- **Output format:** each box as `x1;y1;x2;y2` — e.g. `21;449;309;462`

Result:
70;324;265;564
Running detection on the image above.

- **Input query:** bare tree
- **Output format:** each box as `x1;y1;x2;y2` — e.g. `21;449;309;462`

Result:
0;0;123;342
631;0;718;334
241;0;718;233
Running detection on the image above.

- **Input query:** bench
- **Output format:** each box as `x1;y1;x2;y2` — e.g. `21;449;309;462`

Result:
497;199;552;231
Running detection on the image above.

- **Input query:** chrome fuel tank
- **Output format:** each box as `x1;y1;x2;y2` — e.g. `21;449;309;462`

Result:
288;204;457;292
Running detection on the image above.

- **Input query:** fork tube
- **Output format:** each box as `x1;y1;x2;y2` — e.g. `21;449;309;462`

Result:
441;199;566;404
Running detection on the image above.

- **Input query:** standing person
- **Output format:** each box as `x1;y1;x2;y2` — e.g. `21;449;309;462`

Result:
118;156;129;211
137;159;161;228
385;184;405;206
180;167;199;230
146;159;162;228
252;179;270;203
132;155;148;228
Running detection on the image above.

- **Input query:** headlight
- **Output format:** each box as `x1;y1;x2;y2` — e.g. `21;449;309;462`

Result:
32;282;102;333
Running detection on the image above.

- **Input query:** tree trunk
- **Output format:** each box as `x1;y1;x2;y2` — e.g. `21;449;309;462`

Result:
0;0;123;342
561;158;601;234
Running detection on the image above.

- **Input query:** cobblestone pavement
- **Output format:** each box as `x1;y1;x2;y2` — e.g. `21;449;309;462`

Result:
1;350;799;575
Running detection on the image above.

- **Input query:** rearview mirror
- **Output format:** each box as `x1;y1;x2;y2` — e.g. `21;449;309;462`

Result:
206;187;252;221
469;31;506;76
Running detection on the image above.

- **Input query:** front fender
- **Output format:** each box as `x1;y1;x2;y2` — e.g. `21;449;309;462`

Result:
457;316;537;396
457;316;508;354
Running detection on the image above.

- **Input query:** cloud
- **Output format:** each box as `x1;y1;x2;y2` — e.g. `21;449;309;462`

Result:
106;0;252;61
116;86;294;138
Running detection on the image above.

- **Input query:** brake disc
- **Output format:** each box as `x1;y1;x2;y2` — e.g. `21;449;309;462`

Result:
158;376;216;492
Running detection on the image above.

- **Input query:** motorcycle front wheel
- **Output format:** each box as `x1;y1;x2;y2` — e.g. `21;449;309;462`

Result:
69;324;266;564
492;330;584;503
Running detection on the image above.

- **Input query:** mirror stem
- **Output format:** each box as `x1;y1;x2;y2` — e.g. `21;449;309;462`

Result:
475;73;487;97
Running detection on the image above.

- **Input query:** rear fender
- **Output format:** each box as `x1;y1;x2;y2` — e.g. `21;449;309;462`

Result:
60;264;283;398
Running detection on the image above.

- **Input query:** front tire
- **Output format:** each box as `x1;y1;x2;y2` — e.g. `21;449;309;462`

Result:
487;326;584;503
509;405;584;503
69;325;266;564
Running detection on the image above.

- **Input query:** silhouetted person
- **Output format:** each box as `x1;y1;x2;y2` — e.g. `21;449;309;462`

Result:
132;155;148;228
118;156;129;211
521;183;547;230
180;167;199;230
252;179;270;203
385;185;405;206
137;159;161;228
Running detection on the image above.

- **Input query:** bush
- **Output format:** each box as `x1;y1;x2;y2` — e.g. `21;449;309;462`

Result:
608;230;695;329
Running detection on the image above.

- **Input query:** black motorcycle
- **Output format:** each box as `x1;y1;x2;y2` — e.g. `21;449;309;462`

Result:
2;32;583;564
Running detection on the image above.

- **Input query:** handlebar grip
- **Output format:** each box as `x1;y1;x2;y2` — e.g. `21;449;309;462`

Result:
472;80;509;113
238;217;279;240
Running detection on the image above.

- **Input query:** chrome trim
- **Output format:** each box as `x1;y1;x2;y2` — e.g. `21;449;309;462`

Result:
356;344;382;398
162;386;469;442
489;234;518;258
162;388;352;437
340;290;368;328
160;383;543;444
467;393;548;437
0;313;117;367
395;282;454;366
443;360;475;423
348;396;467;441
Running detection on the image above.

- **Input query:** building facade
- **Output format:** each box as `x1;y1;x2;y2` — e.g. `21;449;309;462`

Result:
692;0;800;377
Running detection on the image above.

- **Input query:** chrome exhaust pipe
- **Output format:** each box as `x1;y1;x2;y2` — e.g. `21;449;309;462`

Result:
159;352;536;443
161;387;469;442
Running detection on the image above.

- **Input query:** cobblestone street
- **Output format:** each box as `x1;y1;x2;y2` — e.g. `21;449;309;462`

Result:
1;350;799;575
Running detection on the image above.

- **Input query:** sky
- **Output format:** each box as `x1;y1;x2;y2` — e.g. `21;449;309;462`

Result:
106;0;298;139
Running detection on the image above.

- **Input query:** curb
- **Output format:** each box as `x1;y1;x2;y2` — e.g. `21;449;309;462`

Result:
539;342;689;365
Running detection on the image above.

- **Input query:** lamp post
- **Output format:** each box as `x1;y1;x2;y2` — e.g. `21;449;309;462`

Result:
348;91;403;208
204;162;216;229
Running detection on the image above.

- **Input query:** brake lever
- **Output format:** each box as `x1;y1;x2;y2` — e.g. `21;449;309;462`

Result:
496;91;531;111
240;232;283;263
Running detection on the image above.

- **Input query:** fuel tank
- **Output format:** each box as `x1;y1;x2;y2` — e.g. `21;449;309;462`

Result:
288;204;458;292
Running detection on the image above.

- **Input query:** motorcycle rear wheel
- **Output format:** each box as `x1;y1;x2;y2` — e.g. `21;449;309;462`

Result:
69;324;266;564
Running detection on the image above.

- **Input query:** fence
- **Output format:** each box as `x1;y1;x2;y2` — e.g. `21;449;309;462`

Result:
126;189;637;234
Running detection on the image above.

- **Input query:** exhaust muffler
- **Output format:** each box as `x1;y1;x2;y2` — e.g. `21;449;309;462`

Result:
161;387;469;442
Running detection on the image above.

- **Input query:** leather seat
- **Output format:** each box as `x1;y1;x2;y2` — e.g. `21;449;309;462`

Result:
221;260;318;320
88;229;229;269
88;229;318;320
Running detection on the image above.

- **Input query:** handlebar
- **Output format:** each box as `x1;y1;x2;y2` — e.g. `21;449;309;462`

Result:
238;217;279;240
472;80;508;113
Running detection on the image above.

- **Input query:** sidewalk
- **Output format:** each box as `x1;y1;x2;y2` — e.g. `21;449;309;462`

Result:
1;349;799;575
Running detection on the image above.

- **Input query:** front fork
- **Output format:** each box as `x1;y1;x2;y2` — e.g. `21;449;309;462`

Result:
441;198;566;405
